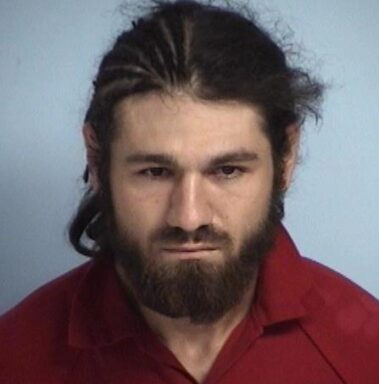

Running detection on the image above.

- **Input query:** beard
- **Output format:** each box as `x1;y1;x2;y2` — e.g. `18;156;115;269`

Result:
107;190;282;325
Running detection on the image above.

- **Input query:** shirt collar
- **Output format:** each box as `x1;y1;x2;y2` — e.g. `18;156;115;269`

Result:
68;224;324;348
68;259;141;348
253;224;324;327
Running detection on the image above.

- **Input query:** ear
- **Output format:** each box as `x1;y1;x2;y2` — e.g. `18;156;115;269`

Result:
282;124;300;190
82;123;100;191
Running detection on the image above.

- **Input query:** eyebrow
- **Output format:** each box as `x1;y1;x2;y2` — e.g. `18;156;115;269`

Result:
124;153;177;166
124;150;259;168
208;151;258;167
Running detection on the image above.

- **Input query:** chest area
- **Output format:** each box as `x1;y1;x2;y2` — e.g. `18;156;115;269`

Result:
69;323;343;384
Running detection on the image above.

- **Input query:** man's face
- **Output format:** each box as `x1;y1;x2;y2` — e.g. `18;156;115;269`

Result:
107;93;284;323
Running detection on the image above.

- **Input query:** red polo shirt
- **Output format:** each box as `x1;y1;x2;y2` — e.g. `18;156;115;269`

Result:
1;226;379;383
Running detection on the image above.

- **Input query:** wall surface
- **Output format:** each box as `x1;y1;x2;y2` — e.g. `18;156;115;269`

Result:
1;0;378;314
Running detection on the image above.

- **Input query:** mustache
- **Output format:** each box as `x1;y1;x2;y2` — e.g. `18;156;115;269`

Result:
151;225;231;246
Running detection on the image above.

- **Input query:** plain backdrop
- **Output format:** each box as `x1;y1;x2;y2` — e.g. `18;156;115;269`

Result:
1;0;378;314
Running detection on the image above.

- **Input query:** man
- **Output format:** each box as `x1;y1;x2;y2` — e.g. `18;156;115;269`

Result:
1;1;378;383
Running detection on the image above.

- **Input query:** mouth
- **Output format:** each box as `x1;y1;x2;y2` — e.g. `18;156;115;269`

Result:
160;245;219;259
163;246;218;252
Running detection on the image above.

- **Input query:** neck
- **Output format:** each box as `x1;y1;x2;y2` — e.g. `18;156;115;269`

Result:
115;262;258;383
139;277;257;346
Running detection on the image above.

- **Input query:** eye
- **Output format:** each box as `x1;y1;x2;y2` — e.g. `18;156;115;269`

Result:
214;166;244;179
139;167;172;178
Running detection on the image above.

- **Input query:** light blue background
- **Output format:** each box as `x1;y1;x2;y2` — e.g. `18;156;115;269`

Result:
1;0;378;314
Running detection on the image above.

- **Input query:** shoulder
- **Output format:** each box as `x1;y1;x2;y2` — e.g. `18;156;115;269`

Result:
0;261;93;382
0;261;93;328
301;257;379;383
304;257;379;324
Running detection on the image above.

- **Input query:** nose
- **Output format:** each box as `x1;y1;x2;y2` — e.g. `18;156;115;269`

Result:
166;173;213;232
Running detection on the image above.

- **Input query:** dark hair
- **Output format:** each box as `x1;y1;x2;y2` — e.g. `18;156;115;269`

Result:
69;0;324;257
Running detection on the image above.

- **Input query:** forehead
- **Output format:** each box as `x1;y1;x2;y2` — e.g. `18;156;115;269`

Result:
112;92;270;162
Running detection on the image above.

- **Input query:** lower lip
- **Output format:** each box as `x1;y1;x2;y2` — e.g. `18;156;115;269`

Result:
160;249;218;260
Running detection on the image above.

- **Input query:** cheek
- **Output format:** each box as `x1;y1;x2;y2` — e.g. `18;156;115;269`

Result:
111;181;166;241
220;177;273;242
